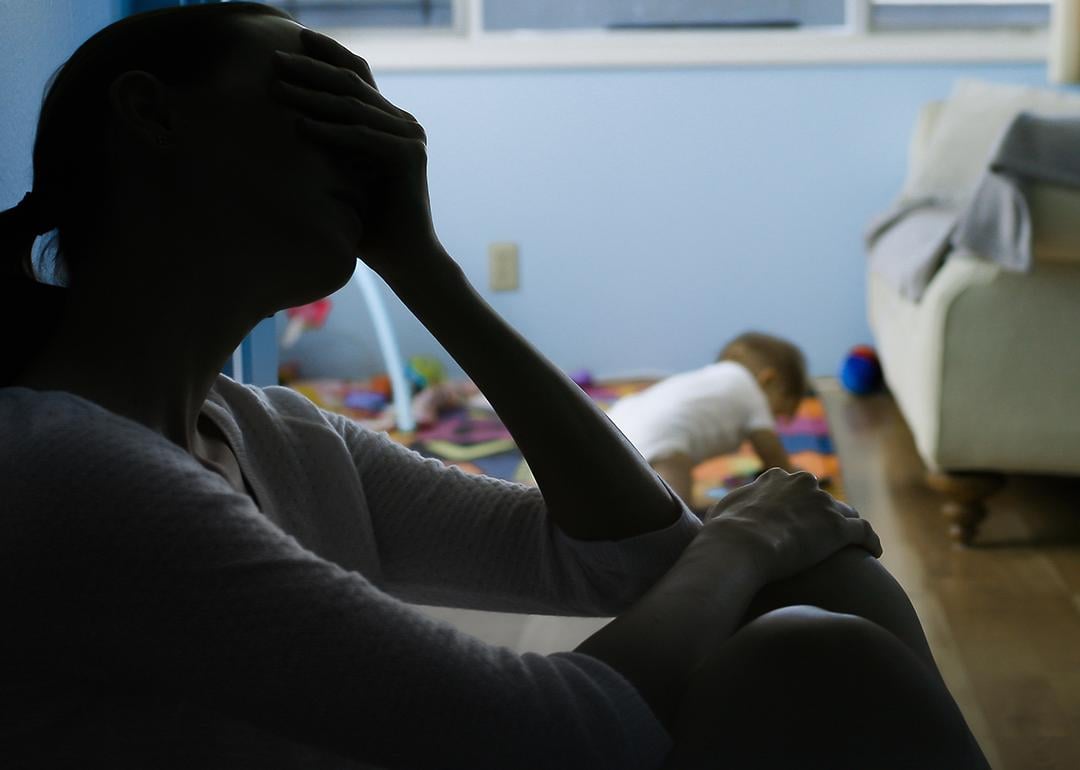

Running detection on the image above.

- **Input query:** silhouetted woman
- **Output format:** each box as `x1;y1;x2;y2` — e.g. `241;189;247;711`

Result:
0;4;988;768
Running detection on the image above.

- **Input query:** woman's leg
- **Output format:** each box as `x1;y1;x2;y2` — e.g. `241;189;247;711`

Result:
743;545;941;677
663;606;989;770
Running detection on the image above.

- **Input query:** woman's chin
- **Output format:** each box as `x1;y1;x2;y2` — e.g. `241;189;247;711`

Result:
312;249;359;298
309;229;362;276
331;248;360;286
269;249;357;310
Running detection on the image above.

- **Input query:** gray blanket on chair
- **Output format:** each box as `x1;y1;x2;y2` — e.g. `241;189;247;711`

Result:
866;112;1080;301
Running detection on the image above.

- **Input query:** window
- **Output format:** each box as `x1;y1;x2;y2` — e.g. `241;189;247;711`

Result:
280;0;1051;69
483;2;848;32
870;1;1050;31
261;0;455;30
261;0;1051;34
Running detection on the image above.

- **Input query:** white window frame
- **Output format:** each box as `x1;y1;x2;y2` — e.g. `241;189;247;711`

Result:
320;0;1050;71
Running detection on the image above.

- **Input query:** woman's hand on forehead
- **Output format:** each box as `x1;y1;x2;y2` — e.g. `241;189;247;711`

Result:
299;28;377;89
270;27;440;280
270;30;425;147
273;33;404;117
279;29;379;98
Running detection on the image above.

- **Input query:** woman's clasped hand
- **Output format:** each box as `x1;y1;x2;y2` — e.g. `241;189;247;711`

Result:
702;468;882;583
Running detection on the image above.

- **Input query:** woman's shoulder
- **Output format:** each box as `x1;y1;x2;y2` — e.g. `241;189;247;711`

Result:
1;384;102;417
0;387;224;554
207;374;383;448
0;386;199;482
1;385;153;445
208;374;339;428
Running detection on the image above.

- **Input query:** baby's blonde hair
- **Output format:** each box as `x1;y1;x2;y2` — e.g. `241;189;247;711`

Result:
718;332;809;402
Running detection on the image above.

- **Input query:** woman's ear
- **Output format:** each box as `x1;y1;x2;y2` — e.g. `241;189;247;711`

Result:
108;70;175;150
756;367;777;388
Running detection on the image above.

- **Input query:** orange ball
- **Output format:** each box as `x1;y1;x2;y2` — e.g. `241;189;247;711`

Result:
369;373;393;398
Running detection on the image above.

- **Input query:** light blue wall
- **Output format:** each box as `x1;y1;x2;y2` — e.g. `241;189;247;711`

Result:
0;5;1054;383
1;1;119;207
284;60;1048;381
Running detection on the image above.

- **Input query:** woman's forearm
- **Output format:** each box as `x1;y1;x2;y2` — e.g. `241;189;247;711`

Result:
576;471;888;731
382;248;680;541
575;523;768;728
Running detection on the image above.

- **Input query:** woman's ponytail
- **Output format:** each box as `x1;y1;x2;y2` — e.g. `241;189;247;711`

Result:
1;2;294;388
0;192;53;280
0;191;67;386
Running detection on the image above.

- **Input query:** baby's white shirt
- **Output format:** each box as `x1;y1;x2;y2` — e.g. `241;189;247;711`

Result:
607;361;776;464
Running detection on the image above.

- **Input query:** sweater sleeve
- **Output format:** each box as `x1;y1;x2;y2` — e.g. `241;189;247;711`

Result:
320;409;702;615
4;400;670;770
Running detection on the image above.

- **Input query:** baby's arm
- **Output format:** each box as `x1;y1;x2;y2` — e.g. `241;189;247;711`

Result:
649;453;695;506
747;428;797;473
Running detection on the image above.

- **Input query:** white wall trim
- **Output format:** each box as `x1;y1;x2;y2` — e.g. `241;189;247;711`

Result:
327;28;1049;72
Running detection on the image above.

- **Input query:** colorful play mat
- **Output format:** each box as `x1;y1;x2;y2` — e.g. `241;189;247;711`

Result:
287;378;843;507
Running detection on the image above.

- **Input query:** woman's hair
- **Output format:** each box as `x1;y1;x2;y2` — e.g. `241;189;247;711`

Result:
718;331;809;401
0;2;292;386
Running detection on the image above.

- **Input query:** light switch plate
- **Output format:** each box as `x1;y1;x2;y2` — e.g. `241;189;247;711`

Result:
489;242;519;291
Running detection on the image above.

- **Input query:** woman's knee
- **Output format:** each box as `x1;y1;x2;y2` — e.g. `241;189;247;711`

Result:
665;607;982;770
718;605;912;693
744;547;939;671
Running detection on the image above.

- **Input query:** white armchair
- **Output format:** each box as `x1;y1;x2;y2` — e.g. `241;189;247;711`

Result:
867;85;1080;545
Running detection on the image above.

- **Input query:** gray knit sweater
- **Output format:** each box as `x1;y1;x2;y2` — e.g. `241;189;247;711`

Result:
1;375;701;769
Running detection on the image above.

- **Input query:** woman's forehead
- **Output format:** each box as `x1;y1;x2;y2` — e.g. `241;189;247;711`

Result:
233;14;306;57
210;15;305;87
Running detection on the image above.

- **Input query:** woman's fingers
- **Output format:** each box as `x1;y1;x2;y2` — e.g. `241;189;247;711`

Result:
845;516;883;557
831;498;861;519
275;81;425;141
298;117;425;165
274;51;401;118
296;30;421;123
300;27;377;89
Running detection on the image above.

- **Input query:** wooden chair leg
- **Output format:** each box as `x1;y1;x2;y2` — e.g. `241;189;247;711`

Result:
925;471;1006;546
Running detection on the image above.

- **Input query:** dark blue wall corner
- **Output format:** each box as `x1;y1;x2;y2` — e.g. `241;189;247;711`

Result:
246;318;281;388
123;0;227;15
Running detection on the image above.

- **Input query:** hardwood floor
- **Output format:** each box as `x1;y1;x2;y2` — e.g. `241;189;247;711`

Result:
818;379;1080;770
421;378;1079;768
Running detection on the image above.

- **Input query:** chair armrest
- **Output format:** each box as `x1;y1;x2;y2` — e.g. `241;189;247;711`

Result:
904;100;946;193
1030;182;1080;265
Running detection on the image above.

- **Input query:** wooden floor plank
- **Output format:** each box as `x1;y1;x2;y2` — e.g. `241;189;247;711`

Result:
421;379;1077;767
819;380;1080;770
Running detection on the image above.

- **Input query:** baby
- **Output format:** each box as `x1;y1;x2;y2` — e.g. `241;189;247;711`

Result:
606;331;808;511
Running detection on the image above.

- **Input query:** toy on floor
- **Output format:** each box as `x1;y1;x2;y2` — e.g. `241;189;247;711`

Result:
411;380;480;427
368;373;393;398
569;369;594;389
840;344;883;395
281;297;332;348
344;389;387;413
278;360;302;385
404;356;445;392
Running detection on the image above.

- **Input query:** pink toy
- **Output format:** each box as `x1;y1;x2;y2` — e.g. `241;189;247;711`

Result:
411;380;481;427
282;297;332;348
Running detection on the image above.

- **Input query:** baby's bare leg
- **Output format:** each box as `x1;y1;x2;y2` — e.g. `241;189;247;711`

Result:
663;606;988;770
650;454;694;508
